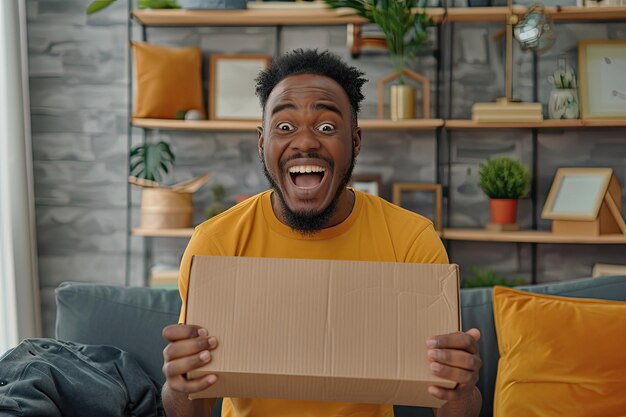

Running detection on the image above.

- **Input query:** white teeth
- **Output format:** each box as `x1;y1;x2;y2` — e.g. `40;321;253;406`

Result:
288;165;325;174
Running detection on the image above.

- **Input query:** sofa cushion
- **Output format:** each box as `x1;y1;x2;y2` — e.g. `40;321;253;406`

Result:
492;286;626;417
55;282;181;386
460;274;626;417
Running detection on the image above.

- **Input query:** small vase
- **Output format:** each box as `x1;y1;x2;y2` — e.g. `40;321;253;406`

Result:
390;85;416;120
548;89;579;119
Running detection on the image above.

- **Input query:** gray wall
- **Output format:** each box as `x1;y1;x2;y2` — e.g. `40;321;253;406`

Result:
27;0;626;336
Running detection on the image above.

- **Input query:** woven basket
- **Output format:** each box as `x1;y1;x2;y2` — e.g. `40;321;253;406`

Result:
140;188;193;229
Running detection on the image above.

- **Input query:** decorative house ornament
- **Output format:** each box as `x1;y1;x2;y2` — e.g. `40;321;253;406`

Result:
377;68;430;120
323;0;433;121
542;168;626;236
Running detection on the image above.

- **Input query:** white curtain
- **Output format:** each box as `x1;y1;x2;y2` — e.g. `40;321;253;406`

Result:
0;0;41;353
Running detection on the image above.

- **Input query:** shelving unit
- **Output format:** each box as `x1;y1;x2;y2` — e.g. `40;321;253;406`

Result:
443;229;626;244
131;8;446;26
128;5;626;286
131;228;195;237
132;117;444;131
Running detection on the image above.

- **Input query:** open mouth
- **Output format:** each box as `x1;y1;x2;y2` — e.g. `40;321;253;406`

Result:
288;165;327;189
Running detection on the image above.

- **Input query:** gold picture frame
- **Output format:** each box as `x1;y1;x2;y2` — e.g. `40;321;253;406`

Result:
578;40;626;119
392;183;443;232
209;54;271;121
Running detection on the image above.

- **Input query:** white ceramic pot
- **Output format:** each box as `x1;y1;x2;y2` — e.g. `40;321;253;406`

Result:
548;88;579;119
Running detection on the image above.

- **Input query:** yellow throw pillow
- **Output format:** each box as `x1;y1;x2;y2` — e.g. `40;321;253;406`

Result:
493;286;626;417
131;42;205;119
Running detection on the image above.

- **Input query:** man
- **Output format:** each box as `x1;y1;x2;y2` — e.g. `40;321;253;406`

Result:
162;49;482;417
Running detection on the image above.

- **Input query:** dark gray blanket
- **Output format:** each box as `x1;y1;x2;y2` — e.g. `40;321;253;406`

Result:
0;339;164;417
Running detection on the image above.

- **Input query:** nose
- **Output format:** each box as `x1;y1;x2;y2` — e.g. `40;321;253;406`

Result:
289;129;321;152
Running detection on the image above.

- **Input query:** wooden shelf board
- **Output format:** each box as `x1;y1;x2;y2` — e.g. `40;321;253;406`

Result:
132;8;445;26
132;118;444;131
445;119;626;129
446;6;626;22
359;119;444;130
132;228;194;237
443;228;626;244
132;118;260;131
132;6;626;26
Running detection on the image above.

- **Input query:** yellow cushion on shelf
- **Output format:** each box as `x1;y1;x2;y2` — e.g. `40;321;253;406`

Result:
492;286;626;417
131;42;205;119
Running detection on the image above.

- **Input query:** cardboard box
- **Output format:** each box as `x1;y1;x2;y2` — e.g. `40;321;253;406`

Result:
185;256;461;408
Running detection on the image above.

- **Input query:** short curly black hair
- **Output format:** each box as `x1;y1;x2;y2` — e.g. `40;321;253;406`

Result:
255;49;367;130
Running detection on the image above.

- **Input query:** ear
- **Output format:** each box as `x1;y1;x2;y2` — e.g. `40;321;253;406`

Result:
352;127;362;157
257;126;264;157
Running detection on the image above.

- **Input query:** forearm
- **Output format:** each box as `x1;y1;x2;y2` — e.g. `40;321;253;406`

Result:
162;382;215;417
433;386;481;417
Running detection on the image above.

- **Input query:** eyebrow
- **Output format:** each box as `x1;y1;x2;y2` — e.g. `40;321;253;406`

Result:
270;102;297;117
313;103;342;117
269;102;343;118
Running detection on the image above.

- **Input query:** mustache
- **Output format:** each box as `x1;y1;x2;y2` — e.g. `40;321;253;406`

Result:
279;152;334;171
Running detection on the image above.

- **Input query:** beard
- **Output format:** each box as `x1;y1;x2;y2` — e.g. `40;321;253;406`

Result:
261;149;356;236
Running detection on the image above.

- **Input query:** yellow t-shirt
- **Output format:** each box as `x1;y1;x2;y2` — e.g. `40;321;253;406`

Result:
178;189;448;417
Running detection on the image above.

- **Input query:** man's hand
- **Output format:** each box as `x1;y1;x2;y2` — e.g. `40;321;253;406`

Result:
426;328;482;416
162;324;219;394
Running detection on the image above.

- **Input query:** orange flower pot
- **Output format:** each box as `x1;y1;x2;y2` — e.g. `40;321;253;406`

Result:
489;199;518;225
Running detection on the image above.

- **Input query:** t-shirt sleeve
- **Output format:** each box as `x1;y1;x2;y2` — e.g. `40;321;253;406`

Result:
404;223;449;264
178;228;223;324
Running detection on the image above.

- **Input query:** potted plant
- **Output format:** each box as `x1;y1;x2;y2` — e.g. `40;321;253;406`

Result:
323;0;433;119
478;157;530;228
462;266;526;289
129;141;193;229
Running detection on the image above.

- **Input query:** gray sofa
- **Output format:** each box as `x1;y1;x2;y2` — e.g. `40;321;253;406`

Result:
55;274;626;417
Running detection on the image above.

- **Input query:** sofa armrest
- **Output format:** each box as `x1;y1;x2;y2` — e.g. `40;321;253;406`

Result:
55;282;181;386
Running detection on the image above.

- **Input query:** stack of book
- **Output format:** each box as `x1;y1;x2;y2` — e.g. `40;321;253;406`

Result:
472;101;543;122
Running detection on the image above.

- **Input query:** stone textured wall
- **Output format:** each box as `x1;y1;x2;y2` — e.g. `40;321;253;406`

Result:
27;0;626;336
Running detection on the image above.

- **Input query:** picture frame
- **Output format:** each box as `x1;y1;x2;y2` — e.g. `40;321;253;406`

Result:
578;40;626;119
392;183;443;232
350;175;383;197
541;167;614;221
209;54;271;120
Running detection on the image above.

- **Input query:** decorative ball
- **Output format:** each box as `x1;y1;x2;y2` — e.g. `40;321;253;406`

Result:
184;109;203;120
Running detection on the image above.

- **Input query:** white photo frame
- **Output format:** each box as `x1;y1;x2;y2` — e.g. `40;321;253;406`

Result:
209;54;271;120
579;40;626;119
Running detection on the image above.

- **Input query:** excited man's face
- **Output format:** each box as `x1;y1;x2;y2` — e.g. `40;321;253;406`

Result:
258;73;362;234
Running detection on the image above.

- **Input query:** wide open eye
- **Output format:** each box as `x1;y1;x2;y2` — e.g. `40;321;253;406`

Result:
317;123;335;132
277;122;294;131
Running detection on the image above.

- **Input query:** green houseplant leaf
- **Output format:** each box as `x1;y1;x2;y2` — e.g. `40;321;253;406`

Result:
86;0;116;14
478;157;530;199
323;0;433;81
462;266;526;288
129;141;175;183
